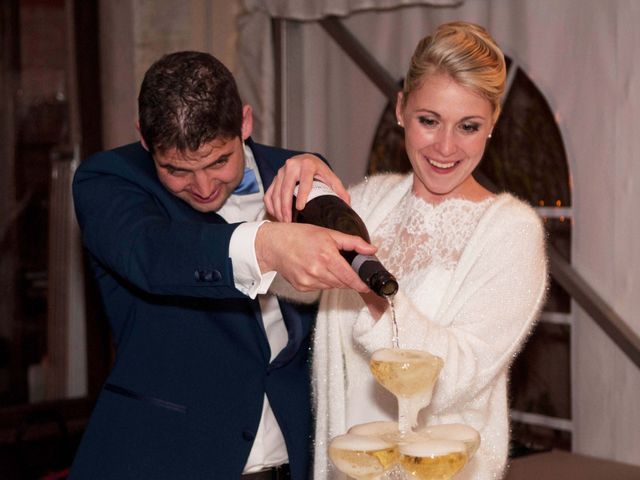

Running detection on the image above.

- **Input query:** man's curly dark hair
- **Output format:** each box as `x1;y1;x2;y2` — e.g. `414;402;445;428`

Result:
138;51;243;155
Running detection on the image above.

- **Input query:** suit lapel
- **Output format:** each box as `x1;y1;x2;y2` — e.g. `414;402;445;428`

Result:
248;138;277;191
249;139;308;367
249;298;271;362
270;299;304;368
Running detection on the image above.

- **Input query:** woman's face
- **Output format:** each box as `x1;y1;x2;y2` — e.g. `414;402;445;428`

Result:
396;73;494;203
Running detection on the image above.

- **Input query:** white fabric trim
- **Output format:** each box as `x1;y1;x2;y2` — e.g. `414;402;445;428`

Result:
229;220;277;298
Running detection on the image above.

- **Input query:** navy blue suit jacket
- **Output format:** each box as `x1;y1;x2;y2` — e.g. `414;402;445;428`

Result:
70;139;316;479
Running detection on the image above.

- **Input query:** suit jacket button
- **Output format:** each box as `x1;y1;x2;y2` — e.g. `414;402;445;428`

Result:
203;271;214;282
194;270;202;281
211;270;222;281
242;430;255;441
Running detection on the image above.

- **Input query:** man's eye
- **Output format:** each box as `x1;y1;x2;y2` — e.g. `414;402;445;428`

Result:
209;156;229;168
166;167;186;176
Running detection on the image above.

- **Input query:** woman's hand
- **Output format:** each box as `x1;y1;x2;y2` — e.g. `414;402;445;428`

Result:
264;153;350;222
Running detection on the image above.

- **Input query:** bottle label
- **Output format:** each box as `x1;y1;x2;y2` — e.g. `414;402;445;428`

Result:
350;253;381;271
294;180;339;202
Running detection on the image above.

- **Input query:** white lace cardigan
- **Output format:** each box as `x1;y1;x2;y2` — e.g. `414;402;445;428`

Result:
311;173;548;480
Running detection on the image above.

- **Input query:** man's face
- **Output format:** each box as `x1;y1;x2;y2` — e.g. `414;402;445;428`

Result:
153;136;245;213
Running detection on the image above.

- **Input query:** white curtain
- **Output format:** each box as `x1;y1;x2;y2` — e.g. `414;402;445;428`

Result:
236;0;461;148
242;0;461;20
235;0;640;466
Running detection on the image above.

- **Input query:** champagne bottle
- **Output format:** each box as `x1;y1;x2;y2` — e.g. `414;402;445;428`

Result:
293;181;398;297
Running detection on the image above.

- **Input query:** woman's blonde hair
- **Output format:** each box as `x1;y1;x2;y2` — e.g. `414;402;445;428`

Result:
401;21;507;121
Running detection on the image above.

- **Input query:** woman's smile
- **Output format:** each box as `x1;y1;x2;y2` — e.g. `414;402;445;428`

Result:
426;156;461;171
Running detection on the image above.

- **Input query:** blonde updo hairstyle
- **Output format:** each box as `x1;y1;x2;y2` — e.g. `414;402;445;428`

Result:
401;21;507;122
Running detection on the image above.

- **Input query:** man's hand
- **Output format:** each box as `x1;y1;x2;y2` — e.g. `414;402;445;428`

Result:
264;154;350;223
255;222;375;293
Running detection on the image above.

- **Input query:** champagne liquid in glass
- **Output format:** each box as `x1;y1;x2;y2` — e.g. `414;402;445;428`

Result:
399;439;467;480
370;349;443;435
328;433;399;480
421;424;481;459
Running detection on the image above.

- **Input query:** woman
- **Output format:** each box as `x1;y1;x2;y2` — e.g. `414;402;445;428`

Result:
266;21;548;480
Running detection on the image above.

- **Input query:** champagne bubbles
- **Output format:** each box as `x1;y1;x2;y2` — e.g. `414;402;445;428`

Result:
370;349;443;398
399;438;466;457
329;433;399;480
420;423;481;458
349;420;400;438
399;439;468;480
348;421;402;444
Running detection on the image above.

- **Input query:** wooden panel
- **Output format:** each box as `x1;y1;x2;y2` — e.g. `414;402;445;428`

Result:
506;450;640;479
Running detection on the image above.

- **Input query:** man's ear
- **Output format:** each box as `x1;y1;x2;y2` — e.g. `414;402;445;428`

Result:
241;105;253;141
136;122;149;151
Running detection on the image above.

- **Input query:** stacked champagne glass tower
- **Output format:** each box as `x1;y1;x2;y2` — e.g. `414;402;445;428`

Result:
328;306;480;480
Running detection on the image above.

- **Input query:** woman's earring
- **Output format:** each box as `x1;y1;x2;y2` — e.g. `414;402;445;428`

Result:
397;121;403;127
487;133;492;139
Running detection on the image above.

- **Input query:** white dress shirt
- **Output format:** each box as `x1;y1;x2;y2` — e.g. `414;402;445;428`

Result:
217;144;289;473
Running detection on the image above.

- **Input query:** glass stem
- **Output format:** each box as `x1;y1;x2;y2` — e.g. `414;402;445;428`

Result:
397;396;411;436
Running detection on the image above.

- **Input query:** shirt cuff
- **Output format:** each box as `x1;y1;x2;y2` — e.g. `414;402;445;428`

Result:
229;220;277;299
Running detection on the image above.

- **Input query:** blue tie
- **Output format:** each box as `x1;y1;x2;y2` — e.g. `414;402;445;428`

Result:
233;167;260;195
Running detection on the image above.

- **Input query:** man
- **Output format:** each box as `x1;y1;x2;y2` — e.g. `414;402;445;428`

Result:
70;51;374;479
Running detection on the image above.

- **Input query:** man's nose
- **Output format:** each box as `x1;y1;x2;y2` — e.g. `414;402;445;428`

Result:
192;171;214;197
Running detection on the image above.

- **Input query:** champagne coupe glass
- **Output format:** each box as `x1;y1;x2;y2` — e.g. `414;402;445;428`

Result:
328;433;399;480
369;348;444;437
420;424;480;459
399;438;467;480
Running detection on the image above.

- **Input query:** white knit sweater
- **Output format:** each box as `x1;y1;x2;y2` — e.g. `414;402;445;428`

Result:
312;173;548;480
